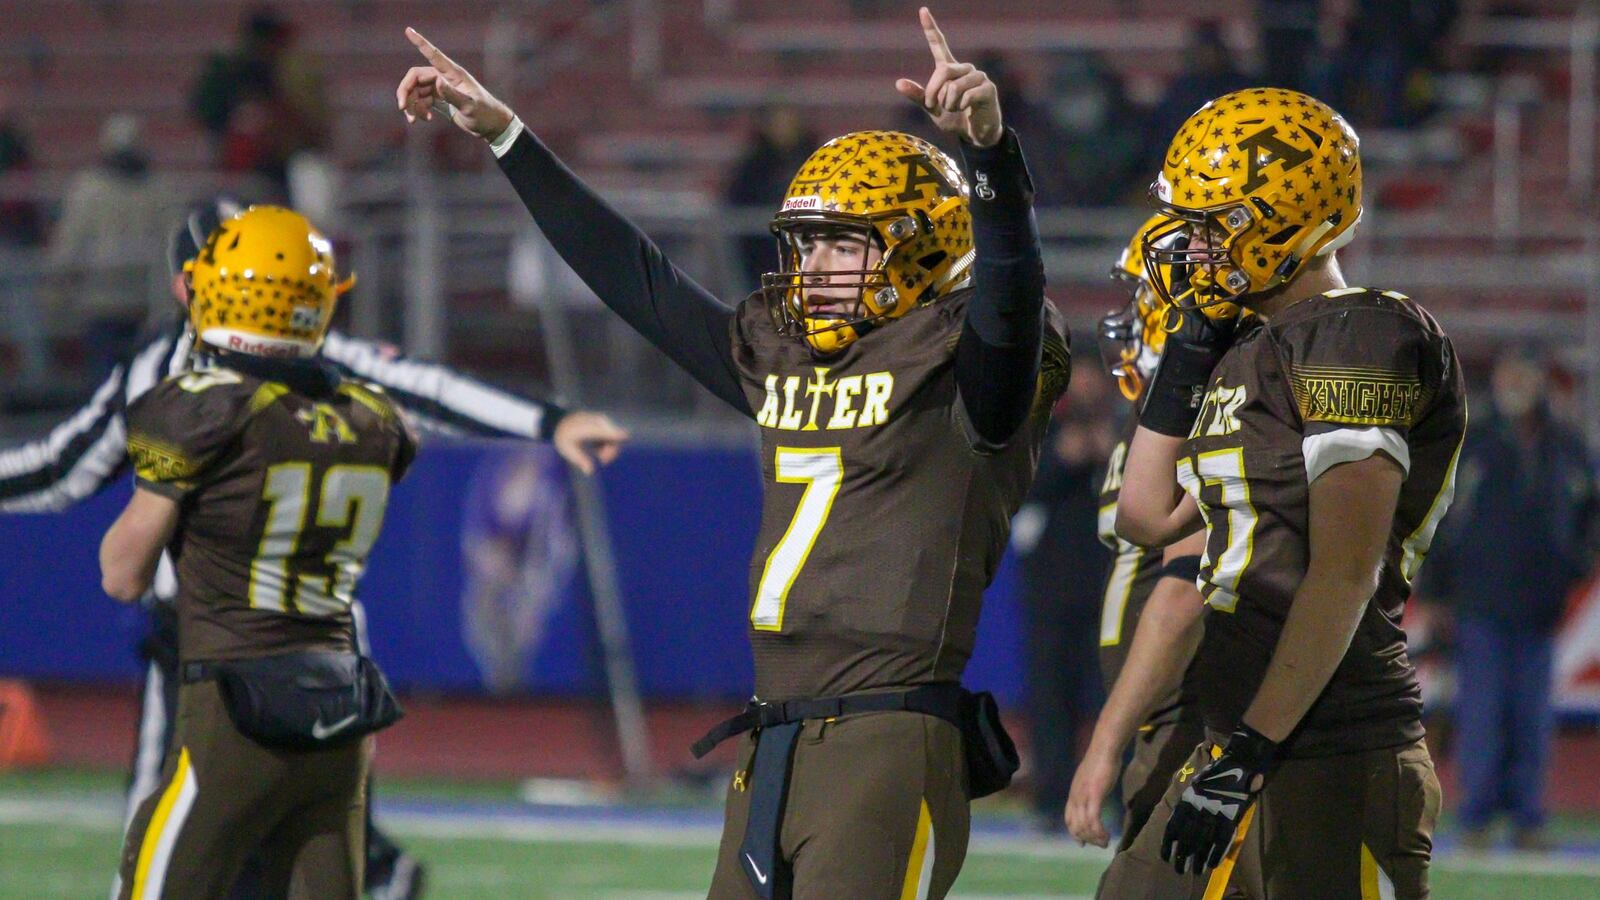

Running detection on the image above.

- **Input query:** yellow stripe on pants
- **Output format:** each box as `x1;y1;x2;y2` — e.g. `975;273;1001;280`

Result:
132;746;194;899
1360;842;1396;900
1201;802;1257;900
900;798;935;900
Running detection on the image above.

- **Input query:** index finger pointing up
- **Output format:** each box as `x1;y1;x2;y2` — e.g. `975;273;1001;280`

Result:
406;27;461;75
919;7;957;65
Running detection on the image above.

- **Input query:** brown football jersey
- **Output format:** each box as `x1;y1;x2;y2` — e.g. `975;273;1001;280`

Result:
732;289;1070;700
127;365;415;662
1178;288;1466;757
1096;419;1185;724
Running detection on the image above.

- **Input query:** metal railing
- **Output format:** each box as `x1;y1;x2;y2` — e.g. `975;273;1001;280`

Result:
4;172;1596;411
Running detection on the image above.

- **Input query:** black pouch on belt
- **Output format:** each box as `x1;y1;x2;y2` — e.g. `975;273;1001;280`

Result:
183;650;403;751
959;689;1020;799
738;720;803;899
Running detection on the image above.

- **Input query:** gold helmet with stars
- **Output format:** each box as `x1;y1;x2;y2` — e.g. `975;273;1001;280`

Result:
761;130;974;354
183;205;354;358
1099;215;1175;401
1144;87;1361;317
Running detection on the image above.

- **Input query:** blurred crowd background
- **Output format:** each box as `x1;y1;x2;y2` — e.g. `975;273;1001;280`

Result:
2;0;1599;849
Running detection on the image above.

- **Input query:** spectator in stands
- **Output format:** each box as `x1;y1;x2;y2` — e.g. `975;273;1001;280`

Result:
1145;21;1252;170
1333;0;1459;127
47;114;173;375
1012;365;1116;834
1258;0;1330;96
0;95;49;383
190;6;330;195
0;99;44;249
1420;346;1598;850
724;105;815;290
1033;52;1147;207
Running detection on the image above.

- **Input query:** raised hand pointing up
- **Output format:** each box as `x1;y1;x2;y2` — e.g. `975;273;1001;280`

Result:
396;27;514;141
894;7;1003;148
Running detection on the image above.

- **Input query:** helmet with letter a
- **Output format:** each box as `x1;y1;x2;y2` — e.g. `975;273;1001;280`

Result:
1144;87;1362;320
184;205;355;359
762;130;974;355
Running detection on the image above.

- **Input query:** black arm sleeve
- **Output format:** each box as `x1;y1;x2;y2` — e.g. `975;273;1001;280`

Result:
495;129;751;416
953;128;1047;449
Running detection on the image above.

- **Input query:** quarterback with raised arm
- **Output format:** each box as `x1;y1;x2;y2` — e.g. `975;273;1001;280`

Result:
396;8;1070;897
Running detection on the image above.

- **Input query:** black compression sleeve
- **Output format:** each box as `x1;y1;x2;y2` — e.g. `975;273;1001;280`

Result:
496;130;751;415
954;129;1046;449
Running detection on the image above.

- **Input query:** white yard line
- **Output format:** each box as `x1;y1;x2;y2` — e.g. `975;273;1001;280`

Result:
3;796;1598;880
598;895;1092;900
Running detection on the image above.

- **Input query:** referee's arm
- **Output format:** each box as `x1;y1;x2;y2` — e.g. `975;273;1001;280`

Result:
321;331;568;439
0;327;191;512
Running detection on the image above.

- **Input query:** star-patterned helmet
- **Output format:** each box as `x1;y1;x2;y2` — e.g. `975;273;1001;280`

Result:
184;205;354;358
762;130;973;354
1144;88;1361;317
1099;215;1178;401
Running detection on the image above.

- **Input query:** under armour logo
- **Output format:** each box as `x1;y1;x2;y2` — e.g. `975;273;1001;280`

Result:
973;171;996;201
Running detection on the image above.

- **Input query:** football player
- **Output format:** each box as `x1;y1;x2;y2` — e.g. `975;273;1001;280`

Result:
1062;219;1209;869
1103;88;1466;899
104;206;414;898
395;7;1069;897
3;196;628;900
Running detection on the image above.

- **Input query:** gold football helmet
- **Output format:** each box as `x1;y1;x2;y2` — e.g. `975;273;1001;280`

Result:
1098;215;1174;401
762;130;974;354
184;205;354;358
1144;88;1361;316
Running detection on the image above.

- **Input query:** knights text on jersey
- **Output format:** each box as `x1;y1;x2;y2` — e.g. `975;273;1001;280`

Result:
730;288;1070;700
1096;420;1183;722
126;367;415;661
1179;288;1466;757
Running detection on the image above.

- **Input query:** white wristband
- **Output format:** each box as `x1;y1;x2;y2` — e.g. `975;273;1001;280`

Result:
489;116;525;158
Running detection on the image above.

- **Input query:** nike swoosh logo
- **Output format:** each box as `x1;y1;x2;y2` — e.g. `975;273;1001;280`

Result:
311;712;360;740
744;852;769;885
1209;790;1251;801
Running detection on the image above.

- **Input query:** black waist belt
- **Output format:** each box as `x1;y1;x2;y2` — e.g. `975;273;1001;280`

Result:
691;682;964;759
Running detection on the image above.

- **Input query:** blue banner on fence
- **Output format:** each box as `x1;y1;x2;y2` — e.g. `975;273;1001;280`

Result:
0;442;1028;705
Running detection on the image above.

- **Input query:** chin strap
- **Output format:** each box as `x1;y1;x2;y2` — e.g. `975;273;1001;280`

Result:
1116;370;1143;402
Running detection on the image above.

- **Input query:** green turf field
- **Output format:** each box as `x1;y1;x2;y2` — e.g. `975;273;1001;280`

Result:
4;770;1600;898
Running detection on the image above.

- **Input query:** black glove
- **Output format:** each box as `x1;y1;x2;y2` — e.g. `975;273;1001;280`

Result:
1138;305;1236;437
1161;725;1277;875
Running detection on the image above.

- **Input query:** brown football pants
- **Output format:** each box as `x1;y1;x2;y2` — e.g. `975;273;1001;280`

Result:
116;680;370;900
707;710;970;899
1117;716;1208;853
1097;737;1440;900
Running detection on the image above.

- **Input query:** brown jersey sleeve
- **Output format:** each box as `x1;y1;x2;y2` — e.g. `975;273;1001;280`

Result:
1270;292;1436;437
1034;304;1073;422
125;370;254;499
1266;292;1443;481
336;380;418;482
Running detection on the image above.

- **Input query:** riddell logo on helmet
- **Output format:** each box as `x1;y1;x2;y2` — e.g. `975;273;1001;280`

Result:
1155;174;1173;203
227;334;302;358
783;195;823;211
